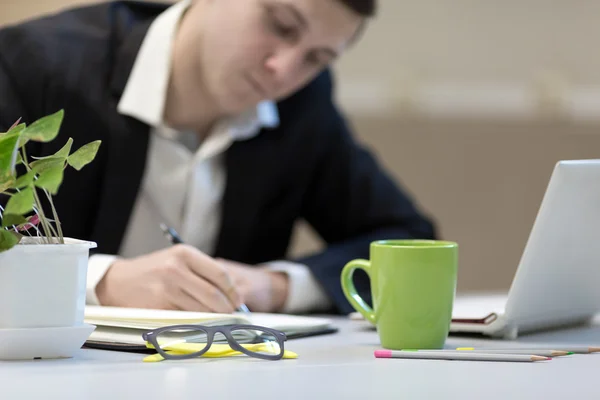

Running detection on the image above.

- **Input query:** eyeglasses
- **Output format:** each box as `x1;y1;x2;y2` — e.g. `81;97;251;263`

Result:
142;324;289;361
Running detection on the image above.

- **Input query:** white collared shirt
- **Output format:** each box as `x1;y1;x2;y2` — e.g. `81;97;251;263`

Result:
86;0;332;314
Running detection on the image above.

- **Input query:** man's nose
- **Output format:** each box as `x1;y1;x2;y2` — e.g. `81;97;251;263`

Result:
263;50;301;90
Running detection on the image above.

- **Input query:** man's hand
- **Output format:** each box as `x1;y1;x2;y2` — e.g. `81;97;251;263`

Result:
95;245;242;313
216;258;289;313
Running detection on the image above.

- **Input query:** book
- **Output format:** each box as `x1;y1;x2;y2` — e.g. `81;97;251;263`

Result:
84;306;337;351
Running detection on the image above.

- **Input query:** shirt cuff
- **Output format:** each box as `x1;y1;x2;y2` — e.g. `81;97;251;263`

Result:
263;260;332;314
87;254;119;305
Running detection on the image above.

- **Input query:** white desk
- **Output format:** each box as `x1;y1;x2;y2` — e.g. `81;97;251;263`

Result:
1;316;599;399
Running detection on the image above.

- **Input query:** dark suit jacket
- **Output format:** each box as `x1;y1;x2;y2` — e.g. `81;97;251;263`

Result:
0;1;436;314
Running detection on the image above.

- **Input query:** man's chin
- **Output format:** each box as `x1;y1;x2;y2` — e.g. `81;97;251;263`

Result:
219;96;263;116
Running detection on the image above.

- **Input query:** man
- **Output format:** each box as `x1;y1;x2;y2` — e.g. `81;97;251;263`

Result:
0;0;436;315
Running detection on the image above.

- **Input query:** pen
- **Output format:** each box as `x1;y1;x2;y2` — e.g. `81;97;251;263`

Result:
159;223;251;314
374;350;550;363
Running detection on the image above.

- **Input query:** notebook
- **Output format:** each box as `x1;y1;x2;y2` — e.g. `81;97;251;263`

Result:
84;306;337;351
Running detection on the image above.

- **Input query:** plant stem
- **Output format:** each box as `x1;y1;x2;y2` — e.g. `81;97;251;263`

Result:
20;146;59;244
43;188;63;244
31;187;59;243
20;146;31;173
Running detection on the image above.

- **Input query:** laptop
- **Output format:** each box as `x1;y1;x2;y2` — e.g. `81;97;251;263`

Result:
450;159;600;339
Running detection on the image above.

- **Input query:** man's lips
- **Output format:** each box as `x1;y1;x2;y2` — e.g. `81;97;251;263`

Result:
246;74;269;98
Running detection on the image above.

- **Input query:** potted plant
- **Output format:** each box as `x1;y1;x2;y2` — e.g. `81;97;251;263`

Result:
0;109;101;329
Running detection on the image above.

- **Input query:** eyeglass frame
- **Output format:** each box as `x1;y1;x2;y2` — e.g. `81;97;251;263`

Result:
142;324;288;361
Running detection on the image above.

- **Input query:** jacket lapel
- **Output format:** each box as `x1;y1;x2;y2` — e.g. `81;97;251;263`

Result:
89;21;153;254
213;133;278;262
89;115;149;255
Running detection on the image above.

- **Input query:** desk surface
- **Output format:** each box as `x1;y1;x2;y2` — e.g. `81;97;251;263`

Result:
1;316;599;399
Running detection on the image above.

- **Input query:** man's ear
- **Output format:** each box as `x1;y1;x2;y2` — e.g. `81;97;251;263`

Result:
348;19;368;46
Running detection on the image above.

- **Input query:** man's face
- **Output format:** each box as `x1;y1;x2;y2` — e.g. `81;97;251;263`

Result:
180;0;364;114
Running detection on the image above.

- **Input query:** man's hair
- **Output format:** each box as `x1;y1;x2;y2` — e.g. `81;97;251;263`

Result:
337;0;377;17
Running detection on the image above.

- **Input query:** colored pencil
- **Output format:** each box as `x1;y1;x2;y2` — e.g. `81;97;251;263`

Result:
451;348;571;357
374;349;550;362
489;346;599;354
540;346;599;354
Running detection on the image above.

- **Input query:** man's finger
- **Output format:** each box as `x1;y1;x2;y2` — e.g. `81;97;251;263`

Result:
173;245;241;307
169;289;211;312
177;267;236;313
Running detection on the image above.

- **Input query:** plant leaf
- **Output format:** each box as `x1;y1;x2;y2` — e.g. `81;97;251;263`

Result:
11;214;41;233
8;118;22;131
0;176;15;193
1;214;27;228
14;169;36;188
7;123;25;136
0;229;21;252
30;137;73;161
8;124;28;148
54;137;73;159
67;140;101;171
18;214;40;232
21;109;64;143
30;156;64;174
34;164;64;195
0;129;21;180
4;187;34;215
0;121;24;137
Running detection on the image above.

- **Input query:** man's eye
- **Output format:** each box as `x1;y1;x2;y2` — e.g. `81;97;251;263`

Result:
264;6;298;40
270;18;297;39
305;53;323;67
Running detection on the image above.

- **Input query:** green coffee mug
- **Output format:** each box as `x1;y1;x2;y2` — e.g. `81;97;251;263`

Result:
341;239;458;350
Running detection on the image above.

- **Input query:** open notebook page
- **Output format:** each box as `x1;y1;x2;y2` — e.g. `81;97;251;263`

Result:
84;306;334;347
85;306;243;326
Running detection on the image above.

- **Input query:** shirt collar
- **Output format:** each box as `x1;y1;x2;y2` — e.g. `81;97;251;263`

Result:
117;0;279;140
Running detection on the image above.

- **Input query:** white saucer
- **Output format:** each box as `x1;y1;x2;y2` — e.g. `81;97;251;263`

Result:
0;323;96;360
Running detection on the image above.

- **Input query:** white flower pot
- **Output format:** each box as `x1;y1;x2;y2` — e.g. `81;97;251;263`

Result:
0;237;96;329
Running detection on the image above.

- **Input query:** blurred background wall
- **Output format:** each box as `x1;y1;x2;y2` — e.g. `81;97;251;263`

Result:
2;0;600;294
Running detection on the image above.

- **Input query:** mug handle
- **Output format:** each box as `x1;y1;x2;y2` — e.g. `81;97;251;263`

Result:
340;259;375;324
